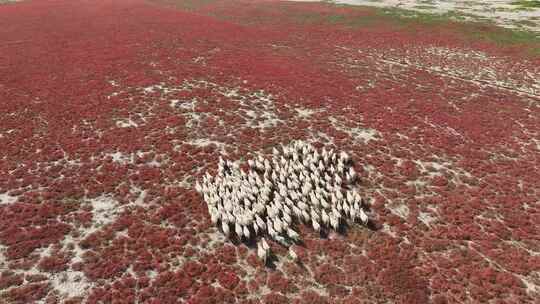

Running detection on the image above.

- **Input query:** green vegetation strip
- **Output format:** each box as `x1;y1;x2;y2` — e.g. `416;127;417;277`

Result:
324;3;540;56
511;0;540;8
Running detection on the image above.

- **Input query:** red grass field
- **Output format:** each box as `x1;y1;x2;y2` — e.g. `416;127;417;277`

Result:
1;0;539;303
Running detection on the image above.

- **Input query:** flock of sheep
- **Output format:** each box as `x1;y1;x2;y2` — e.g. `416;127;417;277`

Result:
195;140;369;263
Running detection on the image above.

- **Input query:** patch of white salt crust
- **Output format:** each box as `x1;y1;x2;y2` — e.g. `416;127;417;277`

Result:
186;138;229;155
0;192;17;205
116;118;139;128
329;116;381;143
86;195;121;231
35;191;150;301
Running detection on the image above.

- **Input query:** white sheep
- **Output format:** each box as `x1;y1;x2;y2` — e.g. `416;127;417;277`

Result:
198;141;370;263
257;241;269;263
